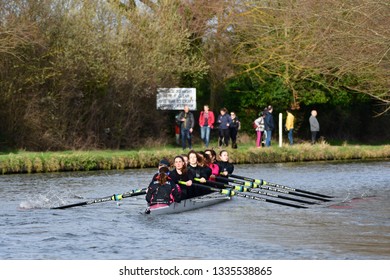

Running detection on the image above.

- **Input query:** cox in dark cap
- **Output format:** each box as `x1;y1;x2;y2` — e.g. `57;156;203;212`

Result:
159;158;170;167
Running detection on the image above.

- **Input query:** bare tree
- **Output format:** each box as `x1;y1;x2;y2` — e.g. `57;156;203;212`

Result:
0;0;208;150
230;0;390;112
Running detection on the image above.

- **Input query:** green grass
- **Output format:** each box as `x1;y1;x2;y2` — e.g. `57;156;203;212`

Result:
0;141;389;174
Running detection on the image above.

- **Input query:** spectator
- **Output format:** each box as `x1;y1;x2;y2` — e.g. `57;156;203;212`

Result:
176;105;195;150
199;105;215;148
217;108;232;148
254;112;265;148
264;105;275;147
285;109;295;145
174;113;181;145
229;112;240;149
309;110;320;144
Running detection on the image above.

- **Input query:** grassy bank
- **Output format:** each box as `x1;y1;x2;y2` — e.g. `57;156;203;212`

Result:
0;143;389;175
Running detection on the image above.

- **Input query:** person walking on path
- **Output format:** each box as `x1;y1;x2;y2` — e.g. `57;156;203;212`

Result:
285;109;295;145
309;110;320;144
217;108;232;148
229;112;240;149
264;105;275;147
254;112;265;148
176;105;195;150
198;105;215;148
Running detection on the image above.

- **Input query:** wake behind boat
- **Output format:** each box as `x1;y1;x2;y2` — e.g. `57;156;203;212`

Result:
144;192;231;215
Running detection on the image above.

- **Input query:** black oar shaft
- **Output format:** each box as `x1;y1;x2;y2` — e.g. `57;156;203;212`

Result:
249;188;317;204
52;188;146;209
256;184;331;202
264;181;333;199
234;191;307;208
53;196;114;209
210;178;316;204
215;176;325;203
190;180;307;209
228;174;333;199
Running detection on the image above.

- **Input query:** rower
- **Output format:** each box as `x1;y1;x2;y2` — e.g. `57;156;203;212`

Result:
146;166;181;206
187;150;213;197
170;155;194;200
216;150;234;177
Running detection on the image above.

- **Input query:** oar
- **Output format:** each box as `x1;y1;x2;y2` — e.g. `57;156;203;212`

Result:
197;178;317;205
214;176;328;202
52;188;147;209
183;180;307;209
227;174;334;199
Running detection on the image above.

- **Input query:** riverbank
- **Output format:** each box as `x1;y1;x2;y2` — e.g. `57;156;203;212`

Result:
0;143;389;175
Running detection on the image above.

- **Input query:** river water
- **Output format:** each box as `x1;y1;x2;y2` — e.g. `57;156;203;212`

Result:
0;161;389;260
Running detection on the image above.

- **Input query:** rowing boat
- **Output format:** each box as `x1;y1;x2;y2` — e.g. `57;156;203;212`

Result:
144;192;231;215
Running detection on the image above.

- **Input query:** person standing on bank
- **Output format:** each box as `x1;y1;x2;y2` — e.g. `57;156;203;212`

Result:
309;110;320;144
229;112;240;149
217;107;232;148
176;105;195;150
264;105;275;147
199;105;215;148
254;112;265;148
285;109;295;145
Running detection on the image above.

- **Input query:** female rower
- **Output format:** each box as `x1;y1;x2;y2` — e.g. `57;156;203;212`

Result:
169;155;194;199
187;150;212;196
180;154;189;166
217;150;234;177
204;149;220;178
145;166;181;205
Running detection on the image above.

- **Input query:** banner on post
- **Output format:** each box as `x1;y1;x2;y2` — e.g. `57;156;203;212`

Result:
157;88;196;110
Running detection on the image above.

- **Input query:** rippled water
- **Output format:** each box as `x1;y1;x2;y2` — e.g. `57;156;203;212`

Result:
0;161;389;260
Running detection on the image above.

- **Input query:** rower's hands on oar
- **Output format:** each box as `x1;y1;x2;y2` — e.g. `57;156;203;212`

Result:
220;171;229;176
198;177;207;183
184;180;193;186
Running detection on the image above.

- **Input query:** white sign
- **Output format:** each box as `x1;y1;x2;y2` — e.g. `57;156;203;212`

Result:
157;88;196;110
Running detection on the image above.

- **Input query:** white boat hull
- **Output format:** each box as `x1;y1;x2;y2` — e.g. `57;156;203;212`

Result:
144;192;231;215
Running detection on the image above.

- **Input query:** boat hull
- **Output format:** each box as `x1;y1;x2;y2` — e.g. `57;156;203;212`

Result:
144;192;231;215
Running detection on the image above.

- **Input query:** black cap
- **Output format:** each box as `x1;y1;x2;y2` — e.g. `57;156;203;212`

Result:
159;158;170;167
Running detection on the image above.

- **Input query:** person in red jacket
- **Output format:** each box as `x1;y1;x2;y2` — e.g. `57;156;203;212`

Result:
199;104;215;148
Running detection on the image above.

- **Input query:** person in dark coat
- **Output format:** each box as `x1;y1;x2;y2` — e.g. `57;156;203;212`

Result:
217;107;232;148
176;105;195;150
264;105;275;147
229;112;240;149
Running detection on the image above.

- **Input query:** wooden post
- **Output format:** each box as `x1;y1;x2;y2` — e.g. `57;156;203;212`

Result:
279;113;283;147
